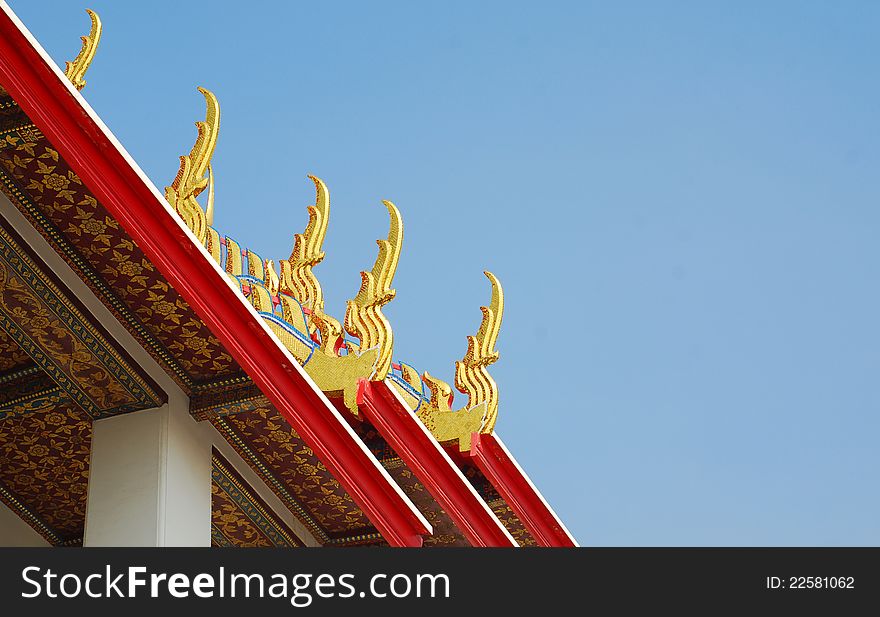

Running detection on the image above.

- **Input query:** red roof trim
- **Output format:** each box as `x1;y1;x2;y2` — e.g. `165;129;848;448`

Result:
358;380;517;547
0;4;429;547
470;433;578;547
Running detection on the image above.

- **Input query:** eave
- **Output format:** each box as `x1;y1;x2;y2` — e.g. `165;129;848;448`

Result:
0;1;430;546
469;433;578;547
358;380;517;547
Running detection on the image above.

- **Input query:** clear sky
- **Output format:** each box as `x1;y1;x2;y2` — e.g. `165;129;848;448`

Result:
9;0;880;546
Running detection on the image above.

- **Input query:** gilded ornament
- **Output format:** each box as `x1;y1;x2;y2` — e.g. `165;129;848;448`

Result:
274;176;346;355
280;175;330;313
64;9;102;91
414;272;504;451
343;200;402;382
165;88;219;245
455;270;503;434
261;179;387;414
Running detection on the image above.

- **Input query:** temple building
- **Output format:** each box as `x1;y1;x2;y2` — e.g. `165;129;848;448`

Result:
0;7;575;547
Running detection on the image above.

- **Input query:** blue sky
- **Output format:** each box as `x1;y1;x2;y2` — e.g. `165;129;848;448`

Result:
10;0;880;546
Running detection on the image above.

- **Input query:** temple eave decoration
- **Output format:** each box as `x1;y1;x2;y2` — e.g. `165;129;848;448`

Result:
63;9;102;92
415;271;504;451
165;87;219;246
168;89;506;452
0;5;577;548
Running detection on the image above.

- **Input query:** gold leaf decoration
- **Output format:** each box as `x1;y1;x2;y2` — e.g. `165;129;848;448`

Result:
275;176;345;353
64;9;102;91
415;371;484;451
258;178;369;414
412;272;504;451
455;270;504;434
343;201;402;381
280;175;329;313
164;87;219;245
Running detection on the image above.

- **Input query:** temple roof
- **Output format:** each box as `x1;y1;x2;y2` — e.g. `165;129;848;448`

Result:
0;5;575;547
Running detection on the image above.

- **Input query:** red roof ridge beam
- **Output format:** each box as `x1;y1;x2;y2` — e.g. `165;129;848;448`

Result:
358;380;518;547
0;3;431;547
470;433;578;547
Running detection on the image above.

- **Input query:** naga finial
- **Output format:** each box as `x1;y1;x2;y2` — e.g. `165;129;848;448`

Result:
265;189;399;414
276;176;345;354
412;272;504;450
64;9;102;91
344;201;403;381
455;272;504;433
165;87;220;245
280;176;330;312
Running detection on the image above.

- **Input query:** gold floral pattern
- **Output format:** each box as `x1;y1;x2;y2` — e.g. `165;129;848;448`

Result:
211;450;303;548
0;402;91;545
0;128;241;392
212;407;377;542
0;327;31;373
381;459;469;547
0;223;164;417
487;498;537;547
212;485;273;547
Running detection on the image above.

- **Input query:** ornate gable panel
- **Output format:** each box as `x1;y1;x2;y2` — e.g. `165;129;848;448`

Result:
0;120;243;394
210;407;381;545
0;326;31;373
211;449;304;548
0;368;65;421
0;221;165;418
0;401;91;545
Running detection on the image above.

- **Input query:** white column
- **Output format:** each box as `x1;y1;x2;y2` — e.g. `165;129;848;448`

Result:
0;502;50;546
83;398;212;546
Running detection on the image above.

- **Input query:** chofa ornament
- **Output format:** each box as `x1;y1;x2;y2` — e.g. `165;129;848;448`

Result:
343;199;402;383
64;9;102;92
274;181;402;415
162;87;505;449
415;271;504;451
165;88;219;246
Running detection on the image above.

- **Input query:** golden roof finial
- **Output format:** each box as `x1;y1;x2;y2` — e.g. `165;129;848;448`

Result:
64;9;102;91
280;176;330;312
410;271;505;450
165;87;220;245
256;178;370;416
454;271;504;434
344;200;403;381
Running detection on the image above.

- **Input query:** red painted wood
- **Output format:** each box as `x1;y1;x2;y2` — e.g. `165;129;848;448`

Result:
358;380;517;547
0;6;429;547
470;433;577;547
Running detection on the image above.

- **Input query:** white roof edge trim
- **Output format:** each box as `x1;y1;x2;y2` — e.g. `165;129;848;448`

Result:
492;434;579;546
383;383;514;544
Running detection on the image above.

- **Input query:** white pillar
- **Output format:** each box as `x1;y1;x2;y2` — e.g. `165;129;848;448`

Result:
83;399;211;546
